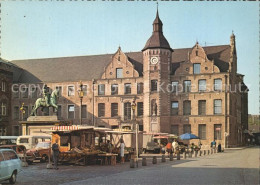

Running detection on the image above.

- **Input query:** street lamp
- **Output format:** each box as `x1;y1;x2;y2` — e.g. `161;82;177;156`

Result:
78;81;84;125
131;99;138;167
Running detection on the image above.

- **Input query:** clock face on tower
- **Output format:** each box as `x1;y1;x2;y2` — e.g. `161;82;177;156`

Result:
150;57;158;65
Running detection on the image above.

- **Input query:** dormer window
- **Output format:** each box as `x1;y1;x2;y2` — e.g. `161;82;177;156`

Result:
193;63;201;74
116;68;123;78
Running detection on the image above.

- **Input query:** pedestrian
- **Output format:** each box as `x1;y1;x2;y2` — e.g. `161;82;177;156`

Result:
166;141;172;156
211;140;216;149
120;139;125;163
107;140;113;153
198;140;202;149
172;139;179;154
217;143;221;153
52;139;60;170
160;143;166;154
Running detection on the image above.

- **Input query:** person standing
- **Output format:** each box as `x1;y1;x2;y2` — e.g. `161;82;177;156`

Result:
166;141;172;156
120;139;125;163
172;139;179;154
52;139;60;170
211;140;216;149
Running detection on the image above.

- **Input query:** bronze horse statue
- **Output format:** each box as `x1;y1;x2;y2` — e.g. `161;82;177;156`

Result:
30;89;59;116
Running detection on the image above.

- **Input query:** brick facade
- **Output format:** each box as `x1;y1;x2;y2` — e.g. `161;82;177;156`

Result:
8;11;248;147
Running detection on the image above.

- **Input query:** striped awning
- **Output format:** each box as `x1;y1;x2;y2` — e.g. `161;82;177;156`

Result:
51;125;95;132
51;125;80;131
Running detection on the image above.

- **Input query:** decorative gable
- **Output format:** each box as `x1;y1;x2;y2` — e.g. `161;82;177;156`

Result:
101;47;140;79
175;42;220;75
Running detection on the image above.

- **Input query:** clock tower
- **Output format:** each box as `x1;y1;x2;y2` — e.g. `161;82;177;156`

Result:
142;9;173;133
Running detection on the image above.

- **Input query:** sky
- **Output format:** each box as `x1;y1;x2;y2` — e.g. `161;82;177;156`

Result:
1;1;259;114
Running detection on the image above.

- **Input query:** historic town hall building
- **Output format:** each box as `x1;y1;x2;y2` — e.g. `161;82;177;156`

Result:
0;10;248;147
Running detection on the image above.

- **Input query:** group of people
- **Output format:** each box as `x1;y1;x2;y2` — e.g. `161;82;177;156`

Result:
161;139;179;155
211;140;222;152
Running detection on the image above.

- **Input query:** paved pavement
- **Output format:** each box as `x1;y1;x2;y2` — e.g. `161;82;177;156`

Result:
4;146;259;185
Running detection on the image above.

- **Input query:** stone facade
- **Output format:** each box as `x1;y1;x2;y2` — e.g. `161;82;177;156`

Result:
0;59;13;135
8;11;248;147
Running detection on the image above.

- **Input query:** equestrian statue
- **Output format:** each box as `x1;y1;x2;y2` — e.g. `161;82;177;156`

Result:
30;85;59;116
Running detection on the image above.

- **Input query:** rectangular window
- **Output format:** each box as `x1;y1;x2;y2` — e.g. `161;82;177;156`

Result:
31;87;38;98
139;125;144;131
14;106;19;120
98;103;105;117
137;83;143;94
214;79;222;91
98;84;105;95
21;87;28;98
111;126;119;129
13;86;19;98
124;83;131;94
151;80;158;92
214;99;222;114
193;63;201;74
57;105;62;120
116;68;123;78
13;126;19;136
171;125;179;135
68;105;75;119
199;124;206;140
23;106;28;121
183;100;191;115
111;103;118;117
137;102;143;117
1;81;6;92
68;86;75;96
171;81;178;93
171;101;179;115
183;80;191;92
82;85;87;96
183;124;191;134
82;105;87;119
198;79;206;91
111;84;118;95
198;100;206;115
214;124;222;140
124;102;131;121
56;86;62;97
1;103;6;116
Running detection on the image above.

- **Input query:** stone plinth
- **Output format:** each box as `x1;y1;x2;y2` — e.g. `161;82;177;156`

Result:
27;116;58;122
20;116;62;136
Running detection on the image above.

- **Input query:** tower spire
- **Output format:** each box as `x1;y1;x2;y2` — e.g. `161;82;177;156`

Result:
153;3;162;33
156;2;159;16
142;7;173;52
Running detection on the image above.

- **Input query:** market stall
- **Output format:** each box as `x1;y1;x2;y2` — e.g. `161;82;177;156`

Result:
105;129;139;162
50;125;115;165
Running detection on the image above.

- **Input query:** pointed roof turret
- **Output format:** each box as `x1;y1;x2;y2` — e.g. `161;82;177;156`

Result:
230;31;236;55
142;8;173;52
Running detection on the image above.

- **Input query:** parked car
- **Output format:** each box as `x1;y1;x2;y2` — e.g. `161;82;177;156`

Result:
144;141;160;153
26;141;51;162
0;145;33;164
0;148;22;184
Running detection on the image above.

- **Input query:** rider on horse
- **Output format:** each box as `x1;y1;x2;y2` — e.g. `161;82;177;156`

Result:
43;84;50;107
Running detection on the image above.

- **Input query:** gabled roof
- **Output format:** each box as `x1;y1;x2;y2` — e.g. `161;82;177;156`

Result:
10;45;231;83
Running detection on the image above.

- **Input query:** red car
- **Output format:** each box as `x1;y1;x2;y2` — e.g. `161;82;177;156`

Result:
26;142;51;163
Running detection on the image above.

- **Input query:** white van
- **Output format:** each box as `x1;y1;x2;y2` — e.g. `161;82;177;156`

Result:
0;136;18;145
16;135;51;150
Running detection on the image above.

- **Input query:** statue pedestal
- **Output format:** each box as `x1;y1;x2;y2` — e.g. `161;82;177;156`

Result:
27;116;58;122
20;116;63;136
